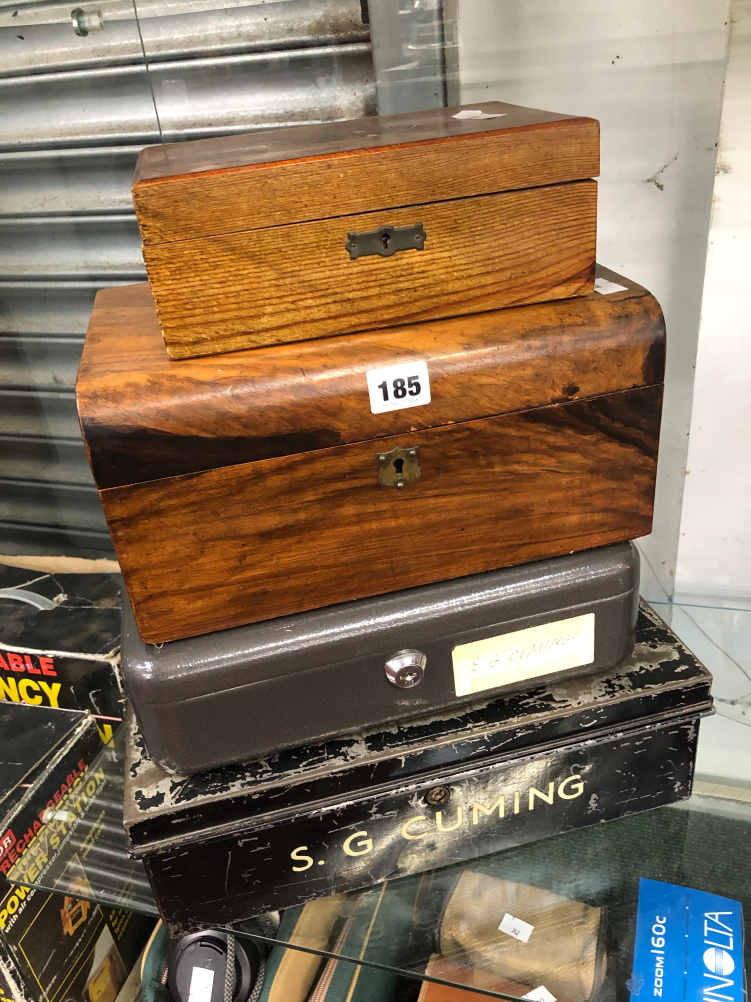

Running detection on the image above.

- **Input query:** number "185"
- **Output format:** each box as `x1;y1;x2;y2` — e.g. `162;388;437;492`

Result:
377;375;421;401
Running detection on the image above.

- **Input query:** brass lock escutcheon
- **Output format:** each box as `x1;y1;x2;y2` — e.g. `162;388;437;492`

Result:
377;446;420;489
346;222;426;261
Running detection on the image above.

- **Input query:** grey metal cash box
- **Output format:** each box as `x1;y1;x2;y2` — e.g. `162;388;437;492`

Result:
121;543;639;773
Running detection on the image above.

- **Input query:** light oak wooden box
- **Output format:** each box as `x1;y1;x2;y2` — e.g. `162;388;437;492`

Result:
132;101;599;359
77;267;664;645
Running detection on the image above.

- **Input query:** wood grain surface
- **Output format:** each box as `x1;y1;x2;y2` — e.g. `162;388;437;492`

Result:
417;957;535;1002
102;384;662;643
144;181;597;358
133;108;598;243
78;268;665;489
134;101;595;183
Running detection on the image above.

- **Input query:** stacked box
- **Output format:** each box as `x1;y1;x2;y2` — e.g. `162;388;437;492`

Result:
76;266;663;647
122;603;712;935
72;108;713;949
0;564;124;744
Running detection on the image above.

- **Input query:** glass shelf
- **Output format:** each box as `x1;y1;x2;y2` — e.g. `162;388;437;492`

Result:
650;600;751;791
3;724;158;918
225;793;751;1002
4;600;751;1001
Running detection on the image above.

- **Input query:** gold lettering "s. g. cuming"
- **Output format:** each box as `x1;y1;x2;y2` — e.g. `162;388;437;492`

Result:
290;774;584;872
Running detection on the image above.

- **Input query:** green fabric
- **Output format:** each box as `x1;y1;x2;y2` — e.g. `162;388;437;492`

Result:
255;894;348;1002
256;904;306;1002
310;877;424;1002
258;876;425;1002
140;923;172;1002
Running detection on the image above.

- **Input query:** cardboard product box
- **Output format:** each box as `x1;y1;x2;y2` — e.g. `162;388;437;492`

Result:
0;564;123;743
0;891;151;1002
0;703;101;884
629;878;745;1002
0;704;93;818
0;704;155;1002
123;602;713;936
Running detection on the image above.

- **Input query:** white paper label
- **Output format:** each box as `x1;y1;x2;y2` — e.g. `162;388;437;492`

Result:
366;361;431;414
188;967;215;1002
452;613;595;697
499;912;534;943
452;109;507;120
523;987;557;1002
594;277;628;295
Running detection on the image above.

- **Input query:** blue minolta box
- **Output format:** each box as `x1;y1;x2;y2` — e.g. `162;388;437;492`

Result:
631;878;745;1002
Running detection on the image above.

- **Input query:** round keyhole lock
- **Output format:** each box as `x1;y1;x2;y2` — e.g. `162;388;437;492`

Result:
384;649;427;688
381;231;391;250
424;786;451;808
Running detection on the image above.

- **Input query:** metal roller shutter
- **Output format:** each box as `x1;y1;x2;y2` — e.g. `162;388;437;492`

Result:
0;0;375;557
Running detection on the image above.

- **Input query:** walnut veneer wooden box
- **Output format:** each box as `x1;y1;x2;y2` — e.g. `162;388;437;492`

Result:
132;101;599;359
77;267;664;644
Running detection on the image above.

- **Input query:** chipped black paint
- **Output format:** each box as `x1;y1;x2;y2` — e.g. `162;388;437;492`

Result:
123;603;713;934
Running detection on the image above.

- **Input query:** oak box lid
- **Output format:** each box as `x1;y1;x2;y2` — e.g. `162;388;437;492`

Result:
76;267;665;492
132;101;599;245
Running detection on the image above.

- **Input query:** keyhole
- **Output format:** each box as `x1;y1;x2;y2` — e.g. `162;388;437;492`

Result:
381;232;391;250
393;457;404;477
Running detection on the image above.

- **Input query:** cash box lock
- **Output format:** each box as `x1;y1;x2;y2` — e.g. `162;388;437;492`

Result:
384;649;427;688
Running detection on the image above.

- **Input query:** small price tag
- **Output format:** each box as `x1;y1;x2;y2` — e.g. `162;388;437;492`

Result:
452;108;507;120
523;988;556;1002
187;967;215;1002
499;912;534;943
366;361;431;415
594;277;628;295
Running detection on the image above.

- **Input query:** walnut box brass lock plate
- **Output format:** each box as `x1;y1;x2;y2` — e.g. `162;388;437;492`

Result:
345;223;426;261
377;445;421;489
